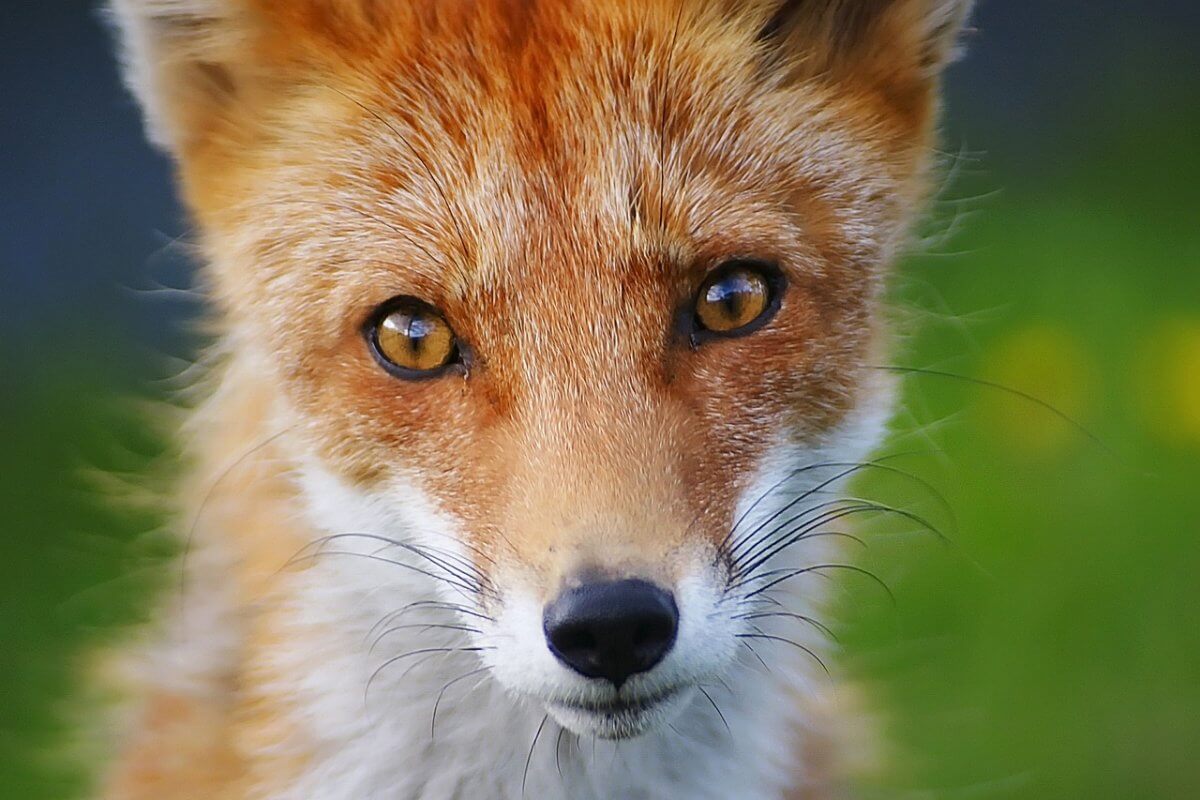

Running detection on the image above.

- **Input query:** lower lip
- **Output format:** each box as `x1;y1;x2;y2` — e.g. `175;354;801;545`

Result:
553;686;680;716
546;687;686;738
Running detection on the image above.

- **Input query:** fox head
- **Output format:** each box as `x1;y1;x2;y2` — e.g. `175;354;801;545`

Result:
113;0;971;740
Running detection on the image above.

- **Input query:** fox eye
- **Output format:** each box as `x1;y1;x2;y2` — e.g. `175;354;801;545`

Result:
367;297;458;378
693;261;780;337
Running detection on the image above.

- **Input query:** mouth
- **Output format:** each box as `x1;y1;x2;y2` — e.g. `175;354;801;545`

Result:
543;685;693;740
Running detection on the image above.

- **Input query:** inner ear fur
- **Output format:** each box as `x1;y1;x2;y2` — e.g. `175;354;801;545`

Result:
108;0;272;155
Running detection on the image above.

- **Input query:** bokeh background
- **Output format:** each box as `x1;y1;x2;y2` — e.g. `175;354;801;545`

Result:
2;2;1198;798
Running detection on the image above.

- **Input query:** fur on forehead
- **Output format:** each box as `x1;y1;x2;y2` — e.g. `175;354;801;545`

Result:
110;0;973;158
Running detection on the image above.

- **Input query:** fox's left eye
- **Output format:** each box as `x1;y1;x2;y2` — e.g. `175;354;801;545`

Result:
693;261;781;338
366;297;458;378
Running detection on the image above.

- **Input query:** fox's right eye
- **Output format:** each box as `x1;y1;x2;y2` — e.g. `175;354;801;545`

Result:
366;297;459;379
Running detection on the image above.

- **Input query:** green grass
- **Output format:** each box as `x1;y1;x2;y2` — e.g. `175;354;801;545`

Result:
3;111;1197;800
0;360;173;799
839;149;1200;797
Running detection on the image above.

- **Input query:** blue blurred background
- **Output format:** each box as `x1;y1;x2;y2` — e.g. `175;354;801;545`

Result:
2;2;1198;797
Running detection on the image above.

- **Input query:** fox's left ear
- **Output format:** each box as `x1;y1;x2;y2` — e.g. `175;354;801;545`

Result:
756;0;975;85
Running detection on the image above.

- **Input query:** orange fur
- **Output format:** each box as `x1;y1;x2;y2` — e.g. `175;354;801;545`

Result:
104;1;969;796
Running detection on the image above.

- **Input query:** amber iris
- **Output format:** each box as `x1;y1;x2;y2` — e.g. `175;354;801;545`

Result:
372;300;457;375
695;265;774;334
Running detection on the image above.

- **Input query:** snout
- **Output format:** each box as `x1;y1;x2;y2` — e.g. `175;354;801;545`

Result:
484;555;738;740
543;578;678;688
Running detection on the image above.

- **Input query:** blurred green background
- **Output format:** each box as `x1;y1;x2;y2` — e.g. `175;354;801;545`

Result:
1;3;1197;798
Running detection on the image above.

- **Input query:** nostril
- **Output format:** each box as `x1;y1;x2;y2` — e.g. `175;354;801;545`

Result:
543;578;679;688
633;622;674;668
551;624;596;655
633;620;668;655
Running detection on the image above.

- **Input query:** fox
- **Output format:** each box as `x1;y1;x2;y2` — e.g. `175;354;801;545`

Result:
101;1;973;798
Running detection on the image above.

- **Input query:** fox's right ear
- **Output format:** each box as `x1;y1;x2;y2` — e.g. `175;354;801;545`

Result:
108;0;258;155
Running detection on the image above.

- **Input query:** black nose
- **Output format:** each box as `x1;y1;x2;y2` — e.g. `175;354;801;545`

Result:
543;578;679;688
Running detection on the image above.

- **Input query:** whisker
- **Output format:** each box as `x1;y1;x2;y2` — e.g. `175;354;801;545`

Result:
736;633;829;676
285;548;480;599
345;533;495;592
738;638;773;673
723;463;878;561
870;364;1116;457
366;646;490;700
366;600;492;646
718;461;856;556
730;499;877;575
730;504;885;582
697;685;731;735
367;537;487;578
291;532;495;598
555;726;568;780
383;540;495;595
180;427;292;601
431;666;490;740
719;452;957;562
734;611;839;642
741;563;896;606
369;622;483;655
523;714;551;796
731;498;945;583
407;528;500;567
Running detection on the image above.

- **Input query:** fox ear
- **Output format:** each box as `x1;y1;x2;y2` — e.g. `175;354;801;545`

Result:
757;0;974;81
108;0;257;154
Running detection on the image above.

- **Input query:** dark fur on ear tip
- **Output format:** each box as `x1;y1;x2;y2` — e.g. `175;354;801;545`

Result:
756;0;974;75
757;0;891;45
757;0;806;43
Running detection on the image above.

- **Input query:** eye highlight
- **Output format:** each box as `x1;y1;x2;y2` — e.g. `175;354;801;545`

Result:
367;297;458;378
693;261;780;338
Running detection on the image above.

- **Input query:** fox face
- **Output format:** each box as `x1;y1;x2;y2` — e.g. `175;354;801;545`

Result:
114;0;970;746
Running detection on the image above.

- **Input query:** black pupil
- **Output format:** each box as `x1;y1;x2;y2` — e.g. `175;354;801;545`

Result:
403;314;435;353
706;273;755;318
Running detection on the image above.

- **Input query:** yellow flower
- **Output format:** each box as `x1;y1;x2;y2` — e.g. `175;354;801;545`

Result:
980;325;1095;459
1134;319;1200;447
